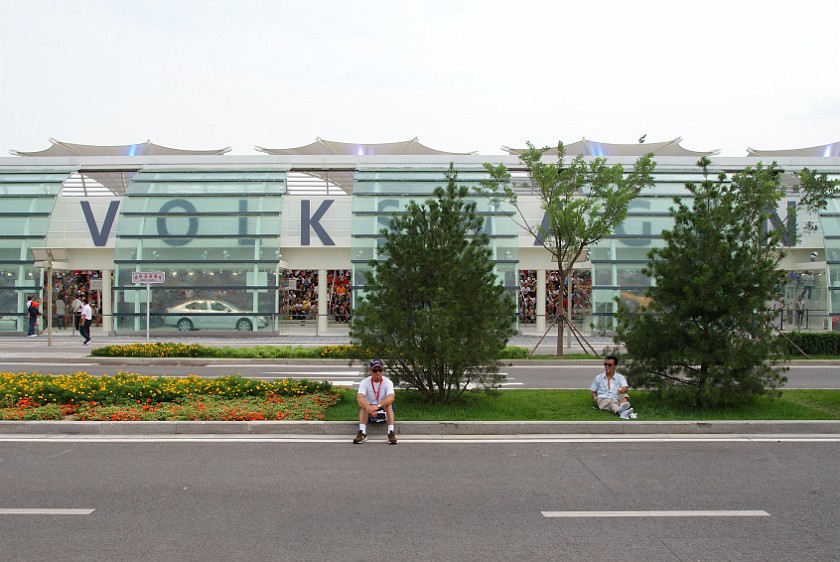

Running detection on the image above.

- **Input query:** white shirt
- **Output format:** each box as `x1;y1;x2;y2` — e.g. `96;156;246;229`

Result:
81;303;93;321
590;372;628;400
358;375;394;405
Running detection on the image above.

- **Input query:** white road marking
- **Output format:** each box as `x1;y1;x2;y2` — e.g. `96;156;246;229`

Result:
0;363;98;368
0;436;838;444
263;371;362;376
204;364;268;369
542;510;770;518
0;508;95;515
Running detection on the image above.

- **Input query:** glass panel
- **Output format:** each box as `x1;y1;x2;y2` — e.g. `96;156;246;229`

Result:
351;168;516;318
113;168;285;334
0;169;71;331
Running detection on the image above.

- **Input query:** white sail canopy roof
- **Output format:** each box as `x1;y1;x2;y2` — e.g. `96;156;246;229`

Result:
747;141;840;158
10;138;231;157
10;139;231;196
256;137;476;156
502;137;719;158
256;137;477;194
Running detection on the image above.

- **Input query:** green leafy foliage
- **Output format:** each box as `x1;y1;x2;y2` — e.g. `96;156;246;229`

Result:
782;332;840;356
482;142;656;355
616;159;805;407
350;164;517;403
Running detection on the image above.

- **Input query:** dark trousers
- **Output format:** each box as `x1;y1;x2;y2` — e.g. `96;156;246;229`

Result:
28;317;37;336
80;319;91;342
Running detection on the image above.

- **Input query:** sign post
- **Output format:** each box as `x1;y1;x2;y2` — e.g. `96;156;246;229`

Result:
131;271;166;342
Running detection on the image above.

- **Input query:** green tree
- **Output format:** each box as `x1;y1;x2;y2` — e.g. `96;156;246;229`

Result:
482;142;656;356
350;164;516;403
615;158;838;408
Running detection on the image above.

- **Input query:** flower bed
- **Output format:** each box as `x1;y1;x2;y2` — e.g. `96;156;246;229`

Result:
0;372;340;421
89;342;529;359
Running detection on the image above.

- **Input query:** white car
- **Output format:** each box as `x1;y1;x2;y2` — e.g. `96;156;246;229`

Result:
163;300;269;332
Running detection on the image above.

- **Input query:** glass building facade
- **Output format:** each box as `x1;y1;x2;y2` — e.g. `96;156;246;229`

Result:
591;164;840;331
0;167;72;332
1;153;839;336
350;167;518;317
113;167;286;332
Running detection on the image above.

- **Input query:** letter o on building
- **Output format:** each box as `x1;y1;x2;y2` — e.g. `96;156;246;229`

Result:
157;199;199;247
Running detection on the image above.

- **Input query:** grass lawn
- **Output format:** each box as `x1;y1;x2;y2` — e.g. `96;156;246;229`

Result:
323;388;840;422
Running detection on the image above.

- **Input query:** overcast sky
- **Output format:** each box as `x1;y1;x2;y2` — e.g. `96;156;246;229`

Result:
2;0;838;157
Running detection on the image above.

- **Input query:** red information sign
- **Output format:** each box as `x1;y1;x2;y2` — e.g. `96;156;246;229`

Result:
131;271;166;284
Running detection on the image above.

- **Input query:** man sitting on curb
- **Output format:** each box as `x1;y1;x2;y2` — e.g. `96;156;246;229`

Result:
590;355;637;419
353;359;398;445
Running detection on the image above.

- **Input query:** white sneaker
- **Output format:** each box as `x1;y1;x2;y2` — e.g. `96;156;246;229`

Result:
619;410;630;419
629;412;638;419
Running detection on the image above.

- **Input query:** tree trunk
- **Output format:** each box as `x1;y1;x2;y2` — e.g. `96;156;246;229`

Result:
556;316;564;357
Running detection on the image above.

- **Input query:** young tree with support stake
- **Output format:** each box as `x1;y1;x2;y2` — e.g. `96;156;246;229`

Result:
350;164;516;404
615;157;839;408
482;142;656;356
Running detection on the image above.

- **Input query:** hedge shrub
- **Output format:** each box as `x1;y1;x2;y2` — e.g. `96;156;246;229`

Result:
782;331;840;356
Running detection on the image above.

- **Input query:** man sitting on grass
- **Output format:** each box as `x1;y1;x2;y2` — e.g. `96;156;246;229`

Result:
590;355;637;419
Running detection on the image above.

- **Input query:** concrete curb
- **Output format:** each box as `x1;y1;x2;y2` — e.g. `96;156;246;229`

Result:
2;420;839;435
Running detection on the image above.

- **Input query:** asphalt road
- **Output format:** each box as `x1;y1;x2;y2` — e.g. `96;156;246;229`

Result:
2;361;839;389
0;437;837;561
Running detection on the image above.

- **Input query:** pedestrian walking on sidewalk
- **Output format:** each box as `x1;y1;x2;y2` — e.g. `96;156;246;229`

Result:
27;296;40;337
79;297;93;345
71;293;83;333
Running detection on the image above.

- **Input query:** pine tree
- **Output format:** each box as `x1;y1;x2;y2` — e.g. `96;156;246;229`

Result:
350;164;516;403
615;158;839;407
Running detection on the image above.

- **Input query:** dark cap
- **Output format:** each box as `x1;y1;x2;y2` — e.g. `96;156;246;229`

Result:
369;359;383;369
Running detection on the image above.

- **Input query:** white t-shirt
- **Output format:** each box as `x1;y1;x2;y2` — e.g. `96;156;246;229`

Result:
81;303;93;322
358;375;394;405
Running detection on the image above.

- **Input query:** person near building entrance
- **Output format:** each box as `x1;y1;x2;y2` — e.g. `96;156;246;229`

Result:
71;294;83;332
354;359;397;444
54;296;66;330
27;296;40;337
796;293;806;328
802;271;814;299
79;297;93;345
590;355;637;419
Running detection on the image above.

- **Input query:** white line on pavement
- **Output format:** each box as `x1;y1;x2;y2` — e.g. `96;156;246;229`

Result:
0;508;95;515
542;510;770;518
263;371;362;376
3;363;98;368
1;436;839;444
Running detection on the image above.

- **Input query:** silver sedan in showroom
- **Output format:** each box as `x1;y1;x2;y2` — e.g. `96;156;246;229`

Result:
163;300;269;332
